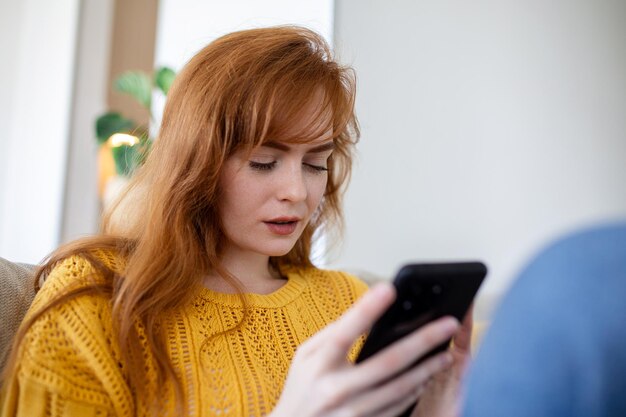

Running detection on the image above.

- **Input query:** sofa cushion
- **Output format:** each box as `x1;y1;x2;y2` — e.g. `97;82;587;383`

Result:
0;257;37;372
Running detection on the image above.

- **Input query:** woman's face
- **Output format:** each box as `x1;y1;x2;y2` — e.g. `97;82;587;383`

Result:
217;112;334;259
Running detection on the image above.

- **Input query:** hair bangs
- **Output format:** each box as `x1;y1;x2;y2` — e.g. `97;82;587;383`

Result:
241;74;356;155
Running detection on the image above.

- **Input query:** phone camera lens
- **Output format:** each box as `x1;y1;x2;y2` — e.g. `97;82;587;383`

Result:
410;281;422;295
402;300;413;310
431;284;443;295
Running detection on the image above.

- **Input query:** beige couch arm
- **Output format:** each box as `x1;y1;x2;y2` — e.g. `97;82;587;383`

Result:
0;258;37;372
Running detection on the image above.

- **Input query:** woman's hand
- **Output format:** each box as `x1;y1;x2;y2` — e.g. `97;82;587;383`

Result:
412;306;474;417
270;283;460;417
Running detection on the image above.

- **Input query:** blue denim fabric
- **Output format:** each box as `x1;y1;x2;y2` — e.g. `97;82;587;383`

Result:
462;222;626;417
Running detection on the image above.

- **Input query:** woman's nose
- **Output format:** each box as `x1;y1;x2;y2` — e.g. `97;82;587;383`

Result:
277;165;307;202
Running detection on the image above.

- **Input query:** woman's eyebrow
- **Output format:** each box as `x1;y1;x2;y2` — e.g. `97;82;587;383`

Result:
263;141;335;153
308;141;335;153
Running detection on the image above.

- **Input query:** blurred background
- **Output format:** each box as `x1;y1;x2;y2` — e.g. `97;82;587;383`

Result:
1;0;625;319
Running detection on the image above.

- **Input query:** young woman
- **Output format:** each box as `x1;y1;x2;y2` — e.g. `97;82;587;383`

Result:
0;26;470;417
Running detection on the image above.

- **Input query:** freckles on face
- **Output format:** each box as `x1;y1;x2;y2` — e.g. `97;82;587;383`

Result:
216;141;331;258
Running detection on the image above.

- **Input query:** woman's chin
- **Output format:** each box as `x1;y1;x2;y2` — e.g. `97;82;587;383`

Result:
266;247;294;257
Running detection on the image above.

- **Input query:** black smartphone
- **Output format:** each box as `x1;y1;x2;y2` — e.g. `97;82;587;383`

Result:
355;262;487;417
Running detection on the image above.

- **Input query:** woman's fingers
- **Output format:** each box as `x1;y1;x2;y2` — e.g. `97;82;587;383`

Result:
367;390;421;417
346;316;459;390
339;352;454;417
451;305;473;355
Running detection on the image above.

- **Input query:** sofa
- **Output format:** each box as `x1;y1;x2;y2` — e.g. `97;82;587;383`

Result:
0;258;37;372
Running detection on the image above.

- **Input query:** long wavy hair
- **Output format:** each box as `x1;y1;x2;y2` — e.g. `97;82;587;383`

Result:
2;26;359;414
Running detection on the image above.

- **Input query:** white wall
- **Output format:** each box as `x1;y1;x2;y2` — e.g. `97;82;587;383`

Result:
154;0;334;70
0;1;22;211
0;0;80;264
60;0;114;244
333;0;626;316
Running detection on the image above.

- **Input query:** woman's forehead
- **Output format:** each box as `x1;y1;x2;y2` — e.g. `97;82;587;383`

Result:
259;131;333;151
266;102;334;144
260;138;335;152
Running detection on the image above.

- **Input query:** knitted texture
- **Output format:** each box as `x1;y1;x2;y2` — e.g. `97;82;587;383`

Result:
1;253;368;417
0;258;36;373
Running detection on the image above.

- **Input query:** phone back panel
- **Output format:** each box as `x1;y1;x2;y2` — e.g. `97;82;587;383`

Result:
356;262;487;363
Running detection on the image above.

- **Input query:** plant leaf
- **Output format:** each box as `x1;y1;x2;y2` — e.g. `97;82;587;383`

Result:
112;144;141;177
136;133;153;165
95;112;135;145
114;70;152;109
155;67;176;95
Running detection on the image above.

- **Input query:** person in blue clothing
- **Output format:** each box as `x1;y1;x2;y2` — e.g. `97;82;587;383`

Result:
461;222;626;417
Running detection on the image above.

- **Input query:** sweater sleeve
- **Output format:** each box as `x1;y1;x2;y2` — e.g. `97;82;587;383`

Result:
1;376;101;417
1;256;131;417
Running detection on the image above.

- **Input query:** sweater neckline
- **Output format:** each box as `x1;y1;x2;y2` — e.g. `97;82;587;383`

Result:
195;268;308;308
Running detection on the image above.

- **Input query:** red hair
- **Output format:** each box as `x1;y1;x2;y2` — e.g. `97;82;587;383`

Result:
3;26;359;414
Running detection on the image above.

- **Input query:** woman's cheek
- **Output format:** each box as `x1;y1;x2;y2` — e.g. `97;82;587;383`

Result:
312;176;328;204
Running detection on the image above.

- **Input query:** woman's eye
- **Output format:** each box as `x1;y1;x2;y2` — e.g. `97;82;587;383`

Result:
249;161;276;171
303;163;329;173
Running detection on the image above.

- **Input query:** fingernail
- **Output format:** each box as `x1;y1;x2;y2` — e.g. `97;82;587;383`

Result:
441;317;460;333
369;282;394;298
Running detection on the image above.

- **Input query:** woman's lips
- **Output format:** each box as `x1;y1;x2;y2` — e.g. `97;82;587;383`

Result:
264;218;300;235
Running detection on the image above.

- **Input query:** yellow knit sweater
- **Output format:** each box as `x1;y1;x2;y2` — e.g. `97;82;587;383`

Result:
1;254;368;417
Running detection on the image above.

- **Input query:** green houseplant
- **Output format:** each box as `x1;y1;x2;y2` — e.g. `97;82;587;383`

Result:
95;66;176;177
